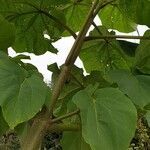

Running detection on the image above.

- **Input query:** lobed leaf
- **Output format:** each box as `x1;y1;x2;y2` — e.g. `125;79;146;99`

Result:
62;0;92;35
0;0;65;54
80;26;131;73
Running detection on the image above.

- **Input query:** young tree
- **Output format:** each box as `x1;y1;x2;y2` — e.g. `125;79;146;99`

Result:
0;0;150;149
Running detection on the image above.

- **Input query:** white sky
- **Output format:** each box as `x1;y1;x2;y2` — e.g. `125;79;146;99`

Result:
8;16;149;83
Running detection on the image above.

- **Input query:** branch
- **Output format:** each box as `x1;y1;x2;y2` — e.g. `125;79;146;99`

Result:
49;123;81;132
49;0;100;115
85;35;150;41
52;109;80;123
65;0;99;65
92;21;102;35
49;65;71;115
65;0;116;65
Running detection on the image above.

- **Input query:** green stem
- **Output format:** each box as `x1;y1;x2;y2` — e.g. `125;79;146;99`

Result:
49;123;81;132
52;109;80;123
39;9;77;39
92;21;102;35
85;35;150;41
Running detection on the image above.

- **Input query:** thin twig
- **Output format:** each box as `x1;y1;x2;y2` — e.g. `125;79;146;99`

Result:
52;109;80;123
92;21;102;35
85;35;150;41
49;123;81;132
40;10;77;39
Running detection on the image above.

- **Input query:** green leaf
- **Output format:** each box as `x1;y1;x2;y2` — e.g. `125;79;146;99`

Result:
0;52;50;128
145;111;150;127
119;0;150;27
99;3;136;33
80;26;130;73
109;70;150;108
62;131;91;150
0;107;9;136
12;54;30;61
13;30;58;55
118;40;138;57
63;0;91;34
11;54;30;66
0;15;15;51
54;90;79;117
83;71;111;88
2;73;49;128
73;86;137;150
48;63;60;73
0;52;27;106
0;0;65;54
135;30;150;74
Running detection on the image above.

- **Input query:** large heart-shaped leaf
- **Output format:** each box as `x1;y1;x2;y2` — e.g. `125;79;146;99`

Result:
0;52;50;128
109;70;150;108
73;85;137;150
0;15;15;51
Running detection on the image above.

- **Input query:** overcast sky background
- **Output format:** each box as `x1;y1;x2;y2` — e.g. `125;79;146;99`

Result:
8;16;149;83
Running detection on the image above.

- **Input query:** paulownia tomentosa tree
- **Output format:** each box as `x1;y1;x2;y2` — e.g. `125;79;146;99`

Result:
0;0;150;149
